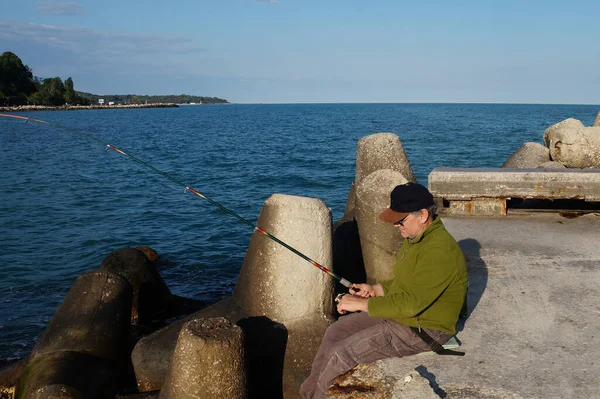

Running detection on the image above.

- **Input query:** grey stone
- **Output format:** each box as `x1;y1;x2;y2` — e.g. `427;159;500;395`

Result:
428;168;600;202
543;118;600;168
17;271;132;398
132;194;335;398
100;248;172;324
233;194;333;321
355;169;407;283
594;110;600;127
28;271;132;364
501;142;549;168
536;161;566;169
355;133;416;185
159;318;246;399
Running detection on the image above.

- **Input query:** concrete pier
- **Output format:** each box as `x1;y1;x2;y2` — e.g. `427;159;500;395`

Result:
326;213;600;398
429;167;600;215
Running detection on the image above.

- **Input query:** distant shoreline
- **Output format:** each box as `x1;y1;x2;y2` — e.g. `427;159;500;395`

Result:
0;103;179;112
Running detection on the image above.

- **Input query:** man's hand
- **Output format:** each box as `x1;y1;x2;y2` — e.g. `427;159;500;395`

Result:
349;283;384;298
336;294;369;314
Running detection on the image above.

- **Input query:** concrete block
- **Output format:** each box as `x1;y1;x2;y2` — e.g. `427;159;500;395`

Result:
17;271;132;398
356;133;416;185
233;193;333;321
28;271;132;364
428;168;600;202
100;248;172;324
537;161;566;169
133;194;336;398
355;169;407;283
543;118;600;168
448;198;507;216
159;318;246;399
501;142;549;168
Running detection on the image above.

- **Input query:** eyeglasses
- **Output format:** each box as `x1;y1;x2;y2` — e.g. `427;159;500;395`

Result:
393;214;411;227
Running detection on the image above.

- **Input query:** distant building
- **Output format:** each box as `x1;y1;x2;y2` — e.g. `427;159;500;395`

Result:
98;99;105;105
108;101;115;106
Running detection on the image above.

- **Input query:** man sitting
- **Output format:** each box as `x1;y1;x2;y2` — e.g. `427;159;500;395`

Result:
300;182;468;399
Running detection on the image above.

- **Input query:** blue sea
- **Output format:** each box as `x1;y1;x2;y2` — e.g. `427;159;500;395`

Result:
1;103;598;361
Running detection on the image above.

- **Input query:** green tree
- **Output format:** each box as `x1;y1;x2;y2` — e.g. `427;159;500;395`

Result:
29;77;66;106
64;77;75;104
0;52;36;105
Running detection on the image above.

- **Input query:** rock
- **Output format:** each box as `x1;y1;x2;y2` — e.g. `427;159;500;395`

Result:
132;194;335;399
356;133;416;184
134;246;160;263
159;318;246;399
17;271;132;399
344;181;357;215
594;111;600;127
100;248;173;324
346;133;416;214
501;142;549;168
233;194;333;321
327;363;439;399
332;211;366;296
543;118;600;168
536;161;566;169
355;170;407;283
0;359;24;399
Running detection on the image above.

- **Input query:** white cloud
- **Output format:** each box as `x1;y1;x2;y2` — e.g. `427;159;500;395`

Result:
36;1;87;17
0;21;203;61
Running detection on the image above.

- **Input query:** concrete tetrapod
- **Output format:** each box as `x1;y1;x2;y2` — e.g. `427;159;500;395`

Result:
346;133;416;214
501;142;550;168
355;133;416;184
159;318;246;399
543;118;600;168
100;247;173;324
17;271;132;399
132;194;334;399
355;169;408;283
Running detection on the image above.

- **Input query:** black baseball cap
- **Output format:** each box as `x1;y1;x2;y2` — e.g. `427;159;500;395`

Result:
379;182;434;223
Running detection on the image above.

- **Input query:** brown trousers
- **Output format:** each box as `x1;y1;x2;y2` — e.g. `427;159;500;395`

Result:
299;312;451;399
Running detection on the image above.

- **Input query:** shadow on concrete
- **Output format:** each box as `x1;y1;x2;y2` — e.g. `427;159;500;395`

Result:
415;365;448;398
332;215;366;298
456;238;488;333
236;316;288;399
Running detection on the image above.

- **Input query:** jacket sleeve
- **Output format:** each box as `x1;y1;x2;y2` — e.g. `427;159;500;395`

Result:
367;244;456;319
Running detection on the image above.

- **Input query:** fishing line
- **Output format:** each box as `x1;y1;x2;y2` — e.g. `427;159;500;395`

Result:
0;113;353;287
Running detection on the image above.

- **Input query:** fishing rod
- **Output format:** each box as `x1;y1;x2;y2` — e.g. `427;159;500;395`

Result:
0;113;353;288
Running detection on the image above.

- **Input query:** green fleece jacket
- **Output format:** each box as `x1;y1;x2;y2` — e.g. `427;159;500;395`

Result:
367;217;467;335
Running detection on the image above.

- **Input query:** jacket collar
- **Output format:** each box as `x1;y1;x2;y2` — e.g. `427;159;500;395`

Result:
408;216;443;244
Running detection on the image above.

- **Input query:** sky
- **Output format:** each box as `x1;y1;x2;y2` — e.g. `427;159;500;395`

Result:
1;0;599;104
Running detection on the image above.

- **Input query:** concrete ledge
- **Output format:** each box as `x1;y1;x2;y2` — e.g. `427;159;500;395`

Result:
429;168;600;202
429;168;600;216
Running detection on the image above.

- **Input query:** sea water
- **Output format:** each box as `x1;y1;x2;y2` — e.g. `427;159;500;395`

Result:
1;103;598;360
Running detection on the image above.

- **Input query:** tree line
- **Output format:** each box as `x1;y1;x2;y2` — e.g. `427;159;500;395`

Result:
0;52;90;106
0;52;229;107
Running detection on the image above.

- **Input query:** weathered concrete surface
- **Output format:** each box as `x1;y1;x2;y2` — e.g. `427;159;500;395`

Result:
100;248;173;324
501;142;549;168
17;271;132;399
543;118;600;168
355;169;407;283
429;168;600;201
132;194;335;398
330;213;600;399
536;161;566;169
159;318;246;399
355;133;416;184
